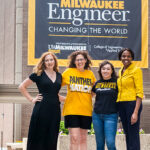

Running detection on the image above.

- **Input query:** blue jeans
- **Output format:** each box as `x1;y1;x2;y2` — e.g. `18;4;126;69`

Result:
92;112;118;150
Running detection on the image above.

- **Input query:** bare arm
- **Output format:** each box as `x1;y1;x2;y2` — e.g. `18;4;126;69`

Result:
91;91;96;98
19;78;42;103
58;94;66;102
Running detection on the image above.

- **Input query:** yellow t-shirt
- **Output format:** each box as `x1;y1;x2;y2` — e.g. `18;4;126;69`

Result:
62;68;96;116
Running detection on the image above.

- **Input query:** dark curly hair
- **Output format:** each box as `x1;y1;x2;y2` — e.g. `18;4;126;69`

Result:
118;48;134;60
98;60;117;80
68;50;92;69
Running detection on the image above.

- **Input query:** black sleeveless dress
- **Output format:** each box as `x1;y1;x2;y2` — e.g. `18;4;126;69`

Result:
27;71;62;150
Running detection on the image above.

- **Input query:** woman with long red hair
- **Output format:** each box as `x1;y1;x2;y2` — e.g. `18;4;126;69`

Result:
19;52;62;150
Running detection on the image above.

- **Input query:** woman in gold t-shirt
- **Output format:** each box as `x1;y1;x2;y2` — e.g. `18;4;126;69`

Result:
62;51;96;150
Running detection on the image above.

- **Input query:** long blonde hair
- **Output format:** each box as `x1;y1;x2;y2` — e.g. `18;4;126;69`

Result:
33;52;59;76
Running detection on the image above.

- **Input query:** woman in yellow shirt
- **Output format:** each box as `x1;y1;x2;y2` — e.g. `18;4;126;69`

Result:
117;48;143;150
62;51;96;150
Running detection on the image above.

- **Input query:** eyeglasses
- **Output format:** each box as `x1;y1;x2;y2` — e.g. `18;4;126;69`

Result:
75;58;85;62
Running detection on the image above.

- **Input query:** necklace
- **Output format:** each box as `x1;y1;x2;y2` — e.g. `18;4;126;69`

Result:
45;70;56;82
49;72;55;77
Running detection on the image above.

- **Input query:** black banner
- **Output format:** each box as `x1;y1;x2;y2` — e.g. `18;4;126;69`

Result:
28;0;148;67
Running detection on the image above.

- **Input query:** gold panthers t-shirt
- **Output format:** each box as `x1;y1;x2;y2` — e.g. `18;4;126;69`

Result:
62;68;96;116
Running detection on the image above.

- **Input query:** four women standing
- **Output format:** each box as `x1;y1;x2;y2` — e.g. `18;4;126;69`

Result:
19;49;143;150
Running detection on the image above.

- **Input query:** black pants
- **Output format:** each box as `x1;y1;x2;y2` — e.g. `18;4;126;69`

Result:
117;101;142;150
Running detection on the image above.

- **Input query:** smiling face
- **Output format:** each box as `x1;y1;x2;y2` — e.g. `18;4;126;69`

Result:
101;64;113;80
74;54;87;71
120;50;132;68
44;54;55;70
